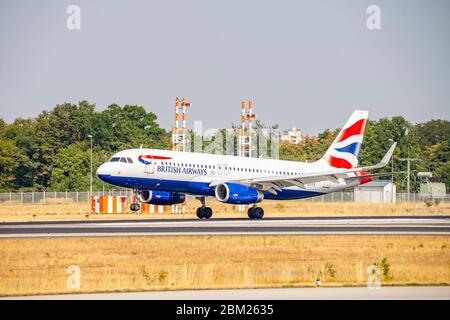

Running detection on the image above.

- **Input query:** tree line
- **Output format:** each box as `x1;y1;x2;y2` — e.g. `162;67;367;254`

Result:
0;101;170;191
0;101;448;192
279;117;449;191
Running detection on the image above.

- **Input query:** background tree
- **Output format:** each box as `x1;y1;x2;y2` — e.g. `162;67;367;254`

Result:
0;101;170;191
0;138;29;190
0;102;448;192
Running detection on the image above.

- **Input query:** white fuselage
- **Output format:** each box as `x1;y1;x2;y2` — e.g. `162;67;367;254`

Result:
96;148;361;200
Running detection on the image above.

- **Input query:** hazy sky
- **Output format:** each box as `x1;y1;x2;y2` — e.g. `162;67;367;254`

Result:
0;0;449;134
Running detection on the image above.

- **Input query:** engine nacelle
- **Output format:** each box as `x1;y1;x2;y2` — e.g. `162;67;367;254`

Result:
214;183;263;204
139;190;185;205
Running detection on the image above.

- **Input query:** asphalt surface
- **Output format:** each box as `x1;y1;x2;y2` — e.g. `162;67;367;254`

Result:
5;286;450;300
0;216;449;237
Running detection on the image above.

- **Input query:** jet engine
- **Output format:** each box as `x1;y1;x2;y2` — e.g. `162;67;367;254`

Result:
139;190;185;205
214;183;263;204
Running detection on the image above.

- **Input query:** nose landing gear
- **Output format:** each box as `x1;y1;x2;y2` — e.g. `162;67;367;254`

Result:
248;205;264;219
195;196;213;219
130;202;141;212
130;189;141;212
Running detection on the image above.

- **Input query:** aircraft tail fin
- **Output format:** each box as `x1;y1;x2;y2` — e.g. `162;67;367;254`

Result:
320;110;369;169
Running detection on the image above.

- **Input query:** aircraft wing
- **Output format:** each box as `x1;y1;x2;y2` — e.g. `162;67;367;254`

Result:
344;172;394;181
209;143;396;195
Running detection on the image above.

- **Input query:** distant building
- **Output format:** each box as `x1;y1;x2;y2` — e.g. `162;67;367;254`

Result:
281;127;303;144
354;181;396;204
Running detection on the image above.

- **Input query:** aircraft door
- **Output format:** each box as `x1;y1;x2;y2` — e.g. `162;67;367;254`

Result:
145;162;155;174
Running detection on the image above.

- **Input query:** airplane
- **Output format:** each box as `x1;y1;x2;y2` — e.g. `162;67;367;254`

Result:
96;110;396;219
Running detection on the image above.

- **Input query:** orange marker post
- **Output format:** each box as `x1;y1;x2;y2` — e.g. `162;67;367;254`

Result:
91;196;95;213
112;196;117;214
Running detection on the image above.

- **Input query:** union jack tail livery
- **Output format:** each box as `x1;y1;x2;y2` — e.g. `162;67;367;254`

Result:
320;110;368;169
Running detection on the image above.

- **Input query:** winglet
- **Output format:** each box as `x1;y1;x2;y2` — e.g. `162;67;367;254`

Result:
354;142;397;172
380;142;397;166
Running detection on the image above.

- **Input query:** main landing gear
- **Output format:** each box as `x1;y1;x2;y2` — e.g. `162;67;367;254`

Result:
195;196;213;219
130;189;141;212
248;205;264;220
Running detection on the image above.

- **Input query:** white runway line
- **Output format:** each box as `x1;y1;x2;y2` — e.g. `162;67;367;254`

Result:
5;286;450;300
0;217;449;237
1;218;449;229
2;231;450;238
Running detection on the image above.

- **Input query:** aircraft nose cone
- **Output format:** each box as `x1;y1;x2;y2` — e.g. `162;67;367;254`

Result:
96;163;111;182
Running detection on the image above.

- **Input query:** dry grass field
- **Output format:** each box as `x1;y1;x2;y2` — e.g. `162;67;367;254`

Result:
0;199;449;222
0;235;449;296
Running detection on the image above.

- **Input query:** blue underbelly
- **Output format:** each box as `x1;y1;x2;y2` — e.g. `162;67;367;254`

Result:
97;175;324;200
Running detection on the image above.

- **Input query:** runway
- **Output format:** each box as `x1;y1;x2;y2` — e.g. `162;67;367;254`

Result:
5;286;450;300
0;216;449;237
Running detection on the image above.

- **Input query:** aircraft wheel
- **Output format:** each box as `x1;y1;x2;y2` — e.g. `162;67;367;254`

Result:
197;207;212;219
130;203;140;212
253;207;264;219
203;207;213;219
247;207;255;219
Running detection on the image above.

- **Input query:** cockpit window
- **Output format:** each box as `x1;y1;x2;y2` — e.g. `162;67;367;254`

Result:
110;156;133;163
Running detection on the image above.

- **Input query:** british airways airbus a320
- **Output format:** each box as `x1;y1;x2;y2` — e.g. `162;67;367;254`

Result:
96;110;396;219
